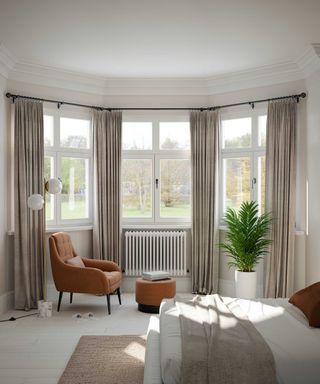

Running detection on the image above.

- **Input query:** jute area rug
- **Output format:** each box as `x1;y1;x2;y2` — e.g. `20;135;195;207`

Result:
59;335;146;384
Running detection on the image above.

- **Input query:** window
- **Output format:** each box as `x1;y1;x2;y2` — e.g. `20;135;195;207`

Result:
122;118;191;224
44;110;92;227
220;110;266;219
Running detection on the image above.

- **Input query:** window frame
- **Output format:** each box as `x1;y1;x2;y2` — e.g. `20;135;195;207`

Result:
122;113;191;226
219;106;267;222
44;106;93;229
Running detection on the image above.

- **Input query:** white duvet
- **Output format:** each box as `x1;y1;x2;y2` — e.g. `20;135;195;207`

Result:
144;296;320;384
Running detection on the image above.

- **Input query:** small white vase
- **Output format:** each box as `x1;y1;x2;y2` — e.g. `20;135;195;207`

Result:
235;270;257;299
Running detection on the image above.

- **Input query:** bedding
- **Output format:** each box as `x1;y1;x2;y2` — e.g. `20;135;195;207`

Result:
176;295;276;384
144;295;320;384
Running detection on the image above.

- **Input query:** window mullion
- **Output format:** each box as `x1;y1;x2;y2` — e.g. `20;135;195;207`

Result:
154;155;159;223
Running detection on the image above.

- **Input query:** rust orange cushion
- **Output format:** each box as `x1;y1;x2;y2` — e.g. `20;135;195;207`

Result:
289;282;320;327
66;256;85;268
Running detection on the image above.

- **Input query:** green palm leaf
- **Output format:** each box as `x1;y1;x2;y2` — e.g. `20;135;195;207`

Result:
219;201;273;272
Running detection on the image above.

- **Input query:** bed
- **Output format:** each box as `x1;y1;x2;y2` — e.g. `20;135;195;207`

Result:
143;295;320;384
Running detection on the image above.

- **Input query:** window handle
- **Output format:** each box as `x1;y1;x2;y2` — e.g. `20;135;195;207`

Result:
251;177;257;189
155;178;159;189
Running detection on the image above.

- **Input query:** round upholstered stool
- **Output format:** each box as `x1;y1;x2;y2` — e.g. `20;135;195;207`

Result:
135;277;176;313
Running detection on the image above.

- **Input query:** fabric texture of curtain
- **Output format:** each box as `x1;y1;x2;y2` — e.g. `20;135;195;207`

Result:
14;99;45;310
190;110;220;294
92;110;122;265
264;99;297;298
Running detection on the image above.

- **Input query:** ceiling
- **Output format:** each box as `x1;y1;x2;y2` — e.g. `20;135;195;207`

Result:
0;0;320;79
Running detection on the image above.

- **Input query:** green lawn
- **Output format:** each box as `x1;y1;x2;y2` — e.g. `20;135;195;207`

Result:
123;204;191;218
46;201;191;220
46;201;87;220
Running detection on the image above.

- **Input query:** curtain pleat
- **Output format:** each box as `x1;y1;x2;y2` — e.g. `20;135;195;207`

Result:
92;110;122;265
190;111;220;294
14;99;45;310
264;99;297;298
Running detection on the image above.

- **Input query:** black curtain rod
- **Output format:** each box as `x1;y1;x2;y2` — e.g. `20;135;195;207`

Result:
5;92;307;112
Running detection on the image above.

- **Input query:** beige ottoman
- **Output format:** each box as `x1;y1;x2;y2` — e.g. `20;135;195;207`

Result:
135;277;176;313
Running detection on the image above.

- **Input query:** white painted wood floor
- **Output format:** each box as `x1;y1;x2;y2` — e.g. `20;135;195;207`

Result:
0;293;153;384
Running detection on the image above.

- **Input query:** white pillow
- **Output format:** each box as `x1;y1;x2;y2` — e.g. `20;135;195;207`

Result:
160;299;182;384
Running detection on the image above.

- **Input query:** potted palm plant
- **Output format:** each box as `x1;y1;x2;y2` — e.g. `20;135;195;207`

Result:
219;201;272;298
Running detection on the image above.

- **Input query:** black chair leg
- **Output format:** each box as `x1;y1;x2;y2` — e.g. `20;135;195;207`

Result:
106;294;111;315
57;292;63;312
70;292;73;304
117;288;122;305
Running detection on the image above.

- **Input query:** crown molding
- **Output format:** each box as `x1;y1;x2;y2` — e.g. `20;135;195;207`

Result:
296;44;320;78
0;44;16;79
205;61;303;94
8;60;304;96
6;44;320;96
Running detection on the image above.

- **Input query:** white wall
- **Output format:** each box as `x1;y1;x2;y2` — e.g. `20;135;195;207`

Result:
0;74;13;314
5;77;308;298
305;68;320;285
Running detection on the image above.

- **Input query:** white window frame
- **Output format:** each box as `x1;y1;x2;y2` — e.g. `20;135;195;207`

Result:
219;106;267;222
44;106;93;228
122;113;191;226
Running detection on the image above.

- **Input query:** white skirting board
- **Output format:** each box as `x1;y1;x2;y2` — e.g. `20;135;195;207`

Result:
0;291;14;315
37;278;264;302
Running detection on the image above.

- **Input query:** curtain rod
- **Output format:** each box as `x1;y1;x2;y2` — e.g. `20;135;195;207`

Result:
5;92;306;112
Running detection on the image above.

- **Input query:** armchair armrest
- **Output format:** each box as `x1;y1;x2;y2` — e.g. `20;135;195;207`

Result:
82;258;121;272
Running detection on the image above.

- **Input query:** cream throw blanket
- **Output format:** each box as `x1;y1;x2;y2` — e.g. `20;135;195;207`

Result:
176;295;277;384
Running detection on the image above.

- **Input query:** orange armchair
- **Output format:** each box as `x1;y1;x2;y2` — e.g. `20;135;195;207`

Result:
49;232;122;315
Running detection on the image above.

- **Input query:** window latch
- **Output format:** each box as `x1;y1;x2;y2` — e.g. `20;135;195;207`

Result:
155;178;159;189
251;177;257;189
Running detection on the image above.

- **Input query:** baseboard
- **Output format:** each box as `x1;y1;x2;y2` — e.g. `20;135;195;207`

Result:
218;278;264;298
0;290;14;315
46;278;264;300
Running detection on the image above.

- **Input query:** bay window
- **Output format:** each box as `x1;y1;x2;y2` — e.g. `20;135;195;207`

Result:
122;117;191;224
44;109;92;227
220;109;267;219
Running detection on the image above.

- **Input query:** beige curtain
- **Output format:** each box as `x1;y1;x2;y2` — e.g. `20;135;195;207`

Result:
190;110;220;294
265;99;297;298
92;110;122;265
14;99;45;310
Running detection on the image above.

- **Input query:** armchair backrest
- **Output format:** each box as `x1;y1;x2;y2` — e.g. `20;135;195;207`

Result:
50;232;77;262
49;232;79;290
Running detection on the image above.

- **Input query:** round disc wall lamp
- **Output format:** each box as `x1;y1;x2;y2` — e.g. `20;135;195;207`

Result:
27;178;62;210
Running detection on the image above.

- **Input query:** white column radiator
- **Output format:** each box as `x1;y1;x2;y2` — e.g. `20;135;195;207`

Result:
125;230;187;276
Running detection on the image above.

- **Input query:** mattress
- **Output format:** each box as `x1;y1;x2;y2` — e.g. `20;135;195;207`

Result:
144;296;320;384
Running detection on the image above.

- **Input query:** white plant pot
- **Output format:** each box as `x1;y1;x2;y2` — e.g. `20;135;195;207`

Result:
235;270;257;299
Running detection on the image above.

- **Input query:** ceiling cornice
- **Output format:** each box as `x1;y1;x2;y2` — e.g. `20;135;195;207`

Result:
0;44;16;79
296;43;320;78
8;60;304;96
3;43;319;96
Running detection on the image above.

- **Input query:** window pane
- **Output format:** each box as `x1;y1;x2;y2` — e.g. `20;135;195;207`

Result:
44;156;54;221
258;115;267;147
258;156;266;214
122;159;152;217
160;122;190;150
122;122;152;150
60;117;91;149
44;115;54;147
222;117;251;148
160;159;191;218
61;157;89;220
223;157;251;212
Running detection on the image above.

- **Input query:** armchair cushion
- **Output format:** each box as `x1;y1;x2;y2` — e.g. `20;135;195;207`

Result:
66;256;85;268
